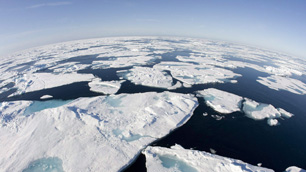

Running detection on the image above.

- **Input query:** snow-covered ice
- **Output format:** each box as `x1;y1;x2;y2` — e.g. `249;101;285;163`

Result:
10;72;95;96
265;66;303;77
1;36;305;98
118;66;178;89
154;62;241;85
88;78;124;94
49;62;90;74
197;88;243;114
0;36;305;171
143;144;274;172
242;98;293;126
257;75;306;95
0;101;31;126
0;92;198;172
40;95;53;99
92;55;160;69
267;119;279;126
197;88;293;126
285;166;306;172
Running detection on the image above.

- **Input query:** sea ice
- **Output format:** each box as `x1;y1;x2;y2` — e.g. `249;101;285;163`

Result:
0;101;31;127
49;62;90;74
40;95;53;99
285;166;306;172
267;119;279;126
91;55;160;69
243;99;281;120
0;92;198;172
23;99;74;116
242;98;293;126
23;157;63;172
2;36;305;99
88;78;124;94
257;75;306;95
197;88;293;126
10;72;95;96
143;144;274;172
197;88;243;114
265;66;303;77
154;62;241;85
117;66;177;89
211;115;225;120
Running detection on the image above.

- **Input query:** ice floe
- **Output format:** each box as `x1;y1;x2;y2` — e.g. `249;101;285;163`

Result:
242;98;293;126
49;62;90;74
257;75;306;95
197;88;243;114
267;119;279;126
154;62;241;85
92;55;160;69
265;66;303;77
285;166;306;172
88;78;124;94
197;88;293;126
10;72;95;96
117;66;177;89
143;144;274;172
40;95;53;99
0;92;198;172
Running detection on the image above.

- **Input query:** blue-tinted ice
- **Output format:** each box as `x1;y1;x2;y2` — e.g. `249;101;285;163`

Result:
22;157;63;172
24;99;73;116
158;154;197;172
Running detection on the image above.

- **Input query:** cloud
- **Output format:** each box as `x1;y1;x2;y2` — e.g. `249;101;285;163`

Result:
27;1;72;9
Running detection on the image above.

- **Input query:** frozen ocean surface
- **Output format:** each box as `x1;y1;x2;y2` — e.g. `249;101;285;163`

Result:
0;92;198;172
143;144;274;172
0;37;305;171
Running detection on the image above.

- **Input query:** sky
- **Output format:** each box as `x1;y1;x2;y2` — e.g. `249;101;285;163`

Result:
0;0;305;58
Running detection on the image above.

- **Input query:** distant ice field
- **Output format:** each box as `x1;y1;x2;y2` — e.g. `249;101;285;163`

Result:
0;37;306;172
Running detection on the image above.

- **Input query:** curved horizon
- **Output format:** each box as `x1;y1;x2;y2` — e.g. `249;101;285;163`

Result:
1;0;305;58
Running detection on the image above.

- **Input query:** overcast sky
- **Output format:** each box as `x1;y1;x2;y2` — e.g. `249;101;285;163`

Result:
0;0;305;58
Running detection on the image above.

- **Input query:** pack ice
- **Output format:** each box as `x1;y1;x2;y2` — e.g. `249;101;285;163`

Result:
88;78;125;94
117;66;179;89
154;62;241;85
257;75;306;95
143;144;274;172
0;92;198;172
10;72;95;96
197;88;293;126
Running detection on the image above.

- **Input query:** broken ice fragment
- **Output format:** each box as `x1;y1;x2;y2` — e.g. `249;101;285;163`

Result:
197;88;293;126
143;144;274;172
88;78;124;94
197;88;243;114
117;66;176;89
11;72;95;96
285;166;306;172
257;75;306;95
40;95;53;100
154;62;241;85
267;119;279;126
